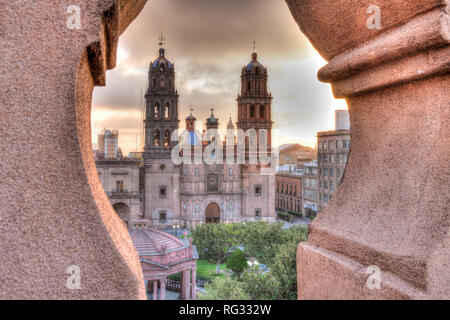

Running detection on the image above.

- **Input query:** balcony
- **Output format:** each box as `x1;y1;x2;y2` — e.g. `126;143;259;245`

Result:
106;190;142;200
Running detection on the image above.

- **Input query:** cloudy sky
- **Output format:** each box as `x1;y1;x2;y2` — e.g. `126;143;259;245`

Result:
92;0;348;155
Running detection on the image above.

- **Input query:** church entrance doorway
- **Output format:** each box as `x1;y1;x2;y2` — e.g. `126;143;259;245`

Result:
205;203;220;224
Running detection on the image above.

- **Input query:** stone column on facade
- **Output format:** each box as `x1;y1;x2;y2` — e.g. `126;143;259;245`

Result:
153;280;158;300
286;0;449;299
191;269;197;300
160;279;166;300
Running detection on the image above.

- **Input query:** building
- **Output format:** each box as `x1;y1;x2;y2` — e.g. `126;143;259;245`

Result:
278;143;316;172
97;129;119;158
129;225;198;300
96;157;143;225
302;160;319;217
275;172;302;215
143;47;276;228
317;110;351;212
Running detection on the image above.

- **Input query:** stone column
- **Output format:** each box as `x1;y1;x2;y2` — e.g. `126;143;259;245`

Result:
181;270;188;300
185;269;191;300
286;0;449;299
160;279;166;300
191;269;197;300
153;280;158;300
0;0;148;300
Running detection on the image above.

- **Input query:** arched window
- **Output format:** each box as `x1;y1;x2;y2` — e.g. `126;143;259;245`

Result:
169;79;172;89
164;130;170;147
153;130;160;146
260;105;265;118
250;105;255;118
165;103;170;119
247;81;251;93
152;78;156;89
154;103;160;119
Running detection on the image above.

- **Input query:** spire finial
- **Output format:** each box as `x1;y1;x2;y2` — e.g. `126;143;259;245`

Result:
252;40;257;53
158;32;166;48
210;108;215;115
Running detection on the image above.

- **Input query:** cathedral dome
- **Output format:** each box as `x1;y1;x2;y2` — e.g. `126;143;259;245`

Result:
246;52;265;72
152;48;173;69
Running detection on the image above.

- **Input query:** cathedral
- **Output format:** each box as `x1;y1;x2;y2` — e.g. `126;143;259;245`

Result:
143;46;276;228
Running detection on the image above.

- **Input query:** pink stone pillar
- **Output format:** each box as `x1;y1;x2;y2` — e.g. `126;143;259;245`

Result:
160;279;166;300
185;269;191;300
0;0;148;300
191;269;197;300
286;0;450;299
153;280;158;300
180;271;186;300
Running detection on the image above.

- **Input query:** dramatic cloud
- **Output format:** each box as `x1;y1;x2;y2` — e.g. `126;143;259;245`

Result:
92;0;348;154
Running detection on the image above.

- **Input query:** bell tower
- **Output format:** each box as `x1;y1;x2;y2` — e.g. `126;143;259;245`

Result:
144;42;179;159
143;37;181;227
237;50;273;148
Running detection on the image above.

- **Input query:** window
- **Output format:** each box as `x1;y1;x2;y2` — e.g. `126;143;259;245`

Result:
336;140;339;148
153;130;160;146
183;168;187;176
154;103;160;119
195;168;199;177
330;168;334;177
247;81;251;93
195;202;200;213
330;155;334;163
343;155;348;164
337;155;340;164
250;105;255;118
159;211;166;224
115;180;124;193
323;141;327;150
164;130;171;147
324;168;328;176
207;174;219;192
159;186;167;198
343;140;350;149
337;168;341;177
324;181;328;189
255;185;262;196
229;168;233;177
255;209;261;220
259;105;265;118
165;103;170;119
228;201;233;212
152;78;156;89
330;181;335;190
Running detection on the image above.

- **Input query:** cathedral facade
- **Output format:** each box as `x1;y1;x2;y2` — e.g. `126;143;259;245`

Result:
143;47;276;228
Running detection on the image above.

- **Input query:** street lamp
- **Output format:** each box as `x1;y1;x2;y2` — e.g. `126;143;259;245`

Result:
172;224;180;237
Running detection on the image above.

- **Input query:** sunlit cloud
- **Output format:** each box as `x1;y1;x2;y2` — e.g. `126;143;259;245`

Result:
92;0;347;154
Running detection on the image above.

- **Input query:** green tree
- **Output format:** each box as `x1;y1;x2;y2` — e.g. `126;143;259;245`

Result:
191;223;238;274
226;249;247;277
199;277;249;300
241;266;278;300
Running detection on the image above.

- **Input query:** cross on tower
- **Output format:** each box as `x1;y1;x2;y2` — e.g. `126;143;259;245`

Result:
210;108;215;115
158;32;166;47
252;40;257;52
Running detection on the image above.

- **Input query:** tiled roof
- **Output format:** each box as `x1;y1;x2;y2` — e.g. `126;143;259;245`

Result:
129;228;185;256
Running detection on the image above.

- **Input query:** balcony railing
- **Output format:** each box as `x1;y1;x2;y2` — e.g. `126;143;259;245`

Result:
106;190;142;199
